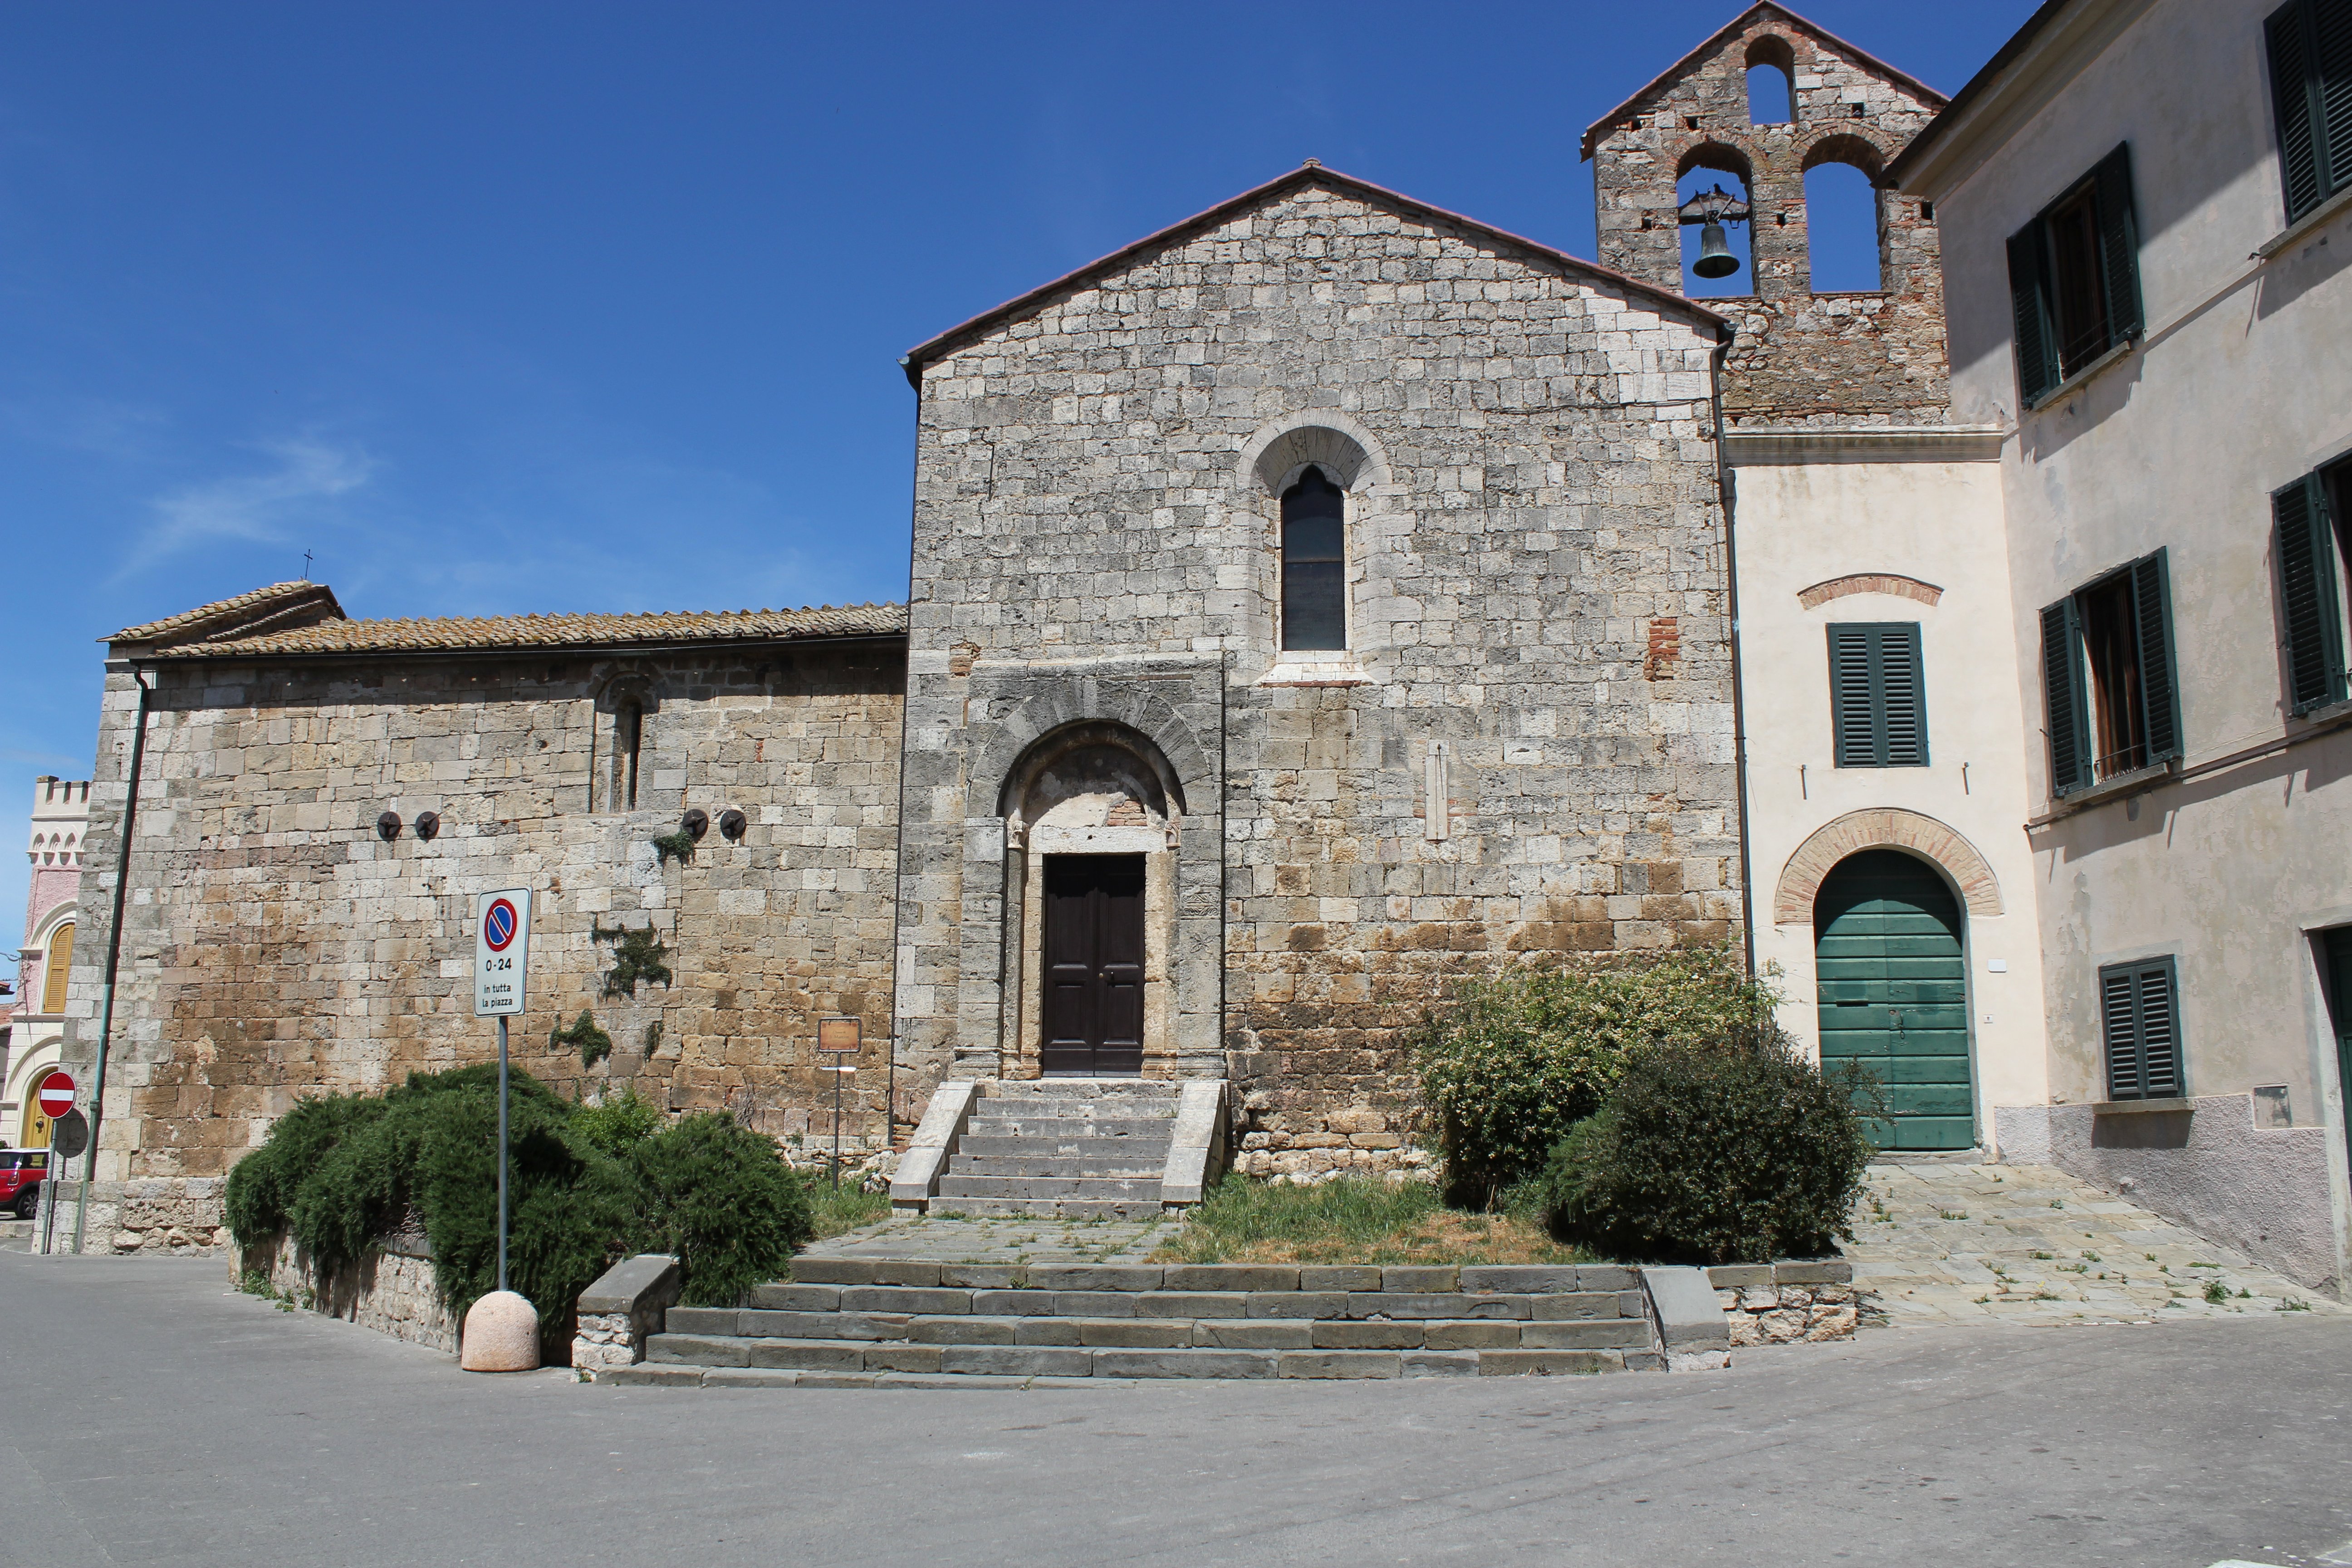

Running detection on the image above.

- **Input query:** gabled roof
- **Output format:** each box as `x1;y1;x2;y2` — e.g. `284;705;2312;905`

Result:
901;162;1726;384
1579;2;1949;160
107;581;345;648
111;584;907;659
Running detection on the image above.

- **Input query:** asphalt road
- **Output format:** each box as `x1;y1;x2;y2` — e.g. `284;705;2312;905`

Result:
2;1251;2347;1568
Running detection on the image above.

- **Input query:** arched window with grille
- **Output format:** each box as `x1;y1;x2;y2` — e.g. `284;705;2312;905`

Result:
1280;466;1347;650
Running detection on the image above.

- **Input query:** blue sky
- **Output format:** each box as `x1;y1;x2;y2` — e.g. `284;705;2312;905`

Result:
0;1;2037;935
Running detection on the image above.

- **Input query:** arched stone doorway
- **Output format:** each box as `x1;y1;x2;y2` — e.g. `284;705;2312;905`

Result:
1814;849;1973;1151
1001;723;1186;1078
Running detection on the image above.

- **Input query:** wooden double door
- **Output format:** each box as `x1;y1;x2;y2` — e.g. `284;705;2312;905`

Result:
1815;849;1974;1150
1041;854;1145;1076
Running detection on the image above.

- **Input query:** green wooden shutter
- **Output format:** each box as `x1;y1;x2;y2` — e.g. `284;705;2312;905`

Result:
2132;549;2184;764
2042;598;2093;794
2320;0;2352;207
1880;623;1928;766
2092;144;2144;343
2100;957;2185;1100
2008;226;2058;406
2273;0;2325;220
2276;474;2349;713
1828;625;1880;766
1828;624;1929;768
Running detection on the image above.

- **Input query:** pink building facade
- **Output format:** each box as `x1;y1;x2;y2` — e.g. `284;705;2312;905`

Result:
4;776;89;1148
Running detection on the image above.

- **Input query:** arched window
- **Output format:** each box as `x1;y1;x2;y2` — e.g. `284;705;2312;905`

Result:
1745;36;1796;125
1677;155;1754;297
1281;466;1346;650
611;700;642;811
1805;161;1883;291
41;922;74;1014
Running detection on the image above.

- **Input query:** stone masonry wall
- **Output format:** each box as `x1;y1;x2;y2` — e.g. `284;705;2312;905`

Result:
60;639;904;1242
1589;10;1948;426
897;175;1743;1173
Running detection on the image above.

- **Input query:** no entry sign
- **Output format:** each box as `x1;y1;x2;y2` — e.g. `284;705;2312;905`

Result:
472;890;533;1017
36;1072;75;1119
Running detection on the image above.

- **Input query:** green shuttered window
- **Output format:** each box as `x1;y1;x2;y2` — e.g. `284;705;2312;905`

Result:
2267;0;2352;225
2098;956;2183;1101
2274;468;2351;714
1828;622;1928;768
2006;143;2144;407
2040;549;2182;796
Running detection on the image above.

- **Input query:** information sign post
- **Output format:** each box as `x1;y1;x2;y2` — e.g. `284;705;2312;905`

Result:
472;891;532;1293
817;1017;860;1190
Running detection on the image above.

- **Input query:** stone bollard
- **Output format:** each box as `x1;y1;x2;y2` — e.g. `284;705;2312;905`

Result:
460;1289;541;1372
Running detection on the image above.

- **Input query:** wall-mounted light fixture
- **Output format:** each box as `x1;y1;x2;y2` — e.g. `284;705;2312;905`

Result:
376;811;402;842
681;808;710;843
719;808;747;842
414;811;441;842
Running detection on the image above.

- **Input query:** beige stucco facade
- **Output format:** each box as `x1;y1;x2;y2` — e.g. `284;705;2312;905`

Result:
1901;0;2352;1289
1730;437;2052;1136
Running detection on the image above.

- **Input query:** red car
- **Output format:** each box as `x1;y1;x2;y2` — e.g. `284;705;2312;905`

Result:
0;1150;46;1219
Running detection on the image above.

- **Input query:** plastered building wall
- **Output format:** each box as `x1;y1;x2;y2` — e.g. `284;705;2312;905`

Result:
1918;0;2352;1289
1730;448;2051;1135
59;641;904;1250
896;174;1744;1174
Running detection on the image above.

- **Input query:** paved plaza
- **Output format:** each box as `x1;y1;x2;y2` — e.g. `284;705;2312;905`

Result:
6;1249;2352;1568
1847;1161;2342;1326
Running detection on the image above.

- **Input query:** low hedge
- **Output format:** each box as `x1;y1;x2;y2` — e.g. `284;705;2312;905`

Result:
224;1071;811;1353
1537;1032;1879;1264
1409;945;1781;1203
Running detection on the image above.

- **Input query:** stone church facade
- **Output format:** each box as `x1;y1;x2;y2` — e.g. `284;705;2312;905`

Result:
54;4;2076;1255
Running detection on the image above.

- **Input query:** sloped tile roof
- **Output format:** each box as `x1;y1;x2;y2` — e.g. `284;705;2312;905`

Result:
108;582;346;647
111;583;906;658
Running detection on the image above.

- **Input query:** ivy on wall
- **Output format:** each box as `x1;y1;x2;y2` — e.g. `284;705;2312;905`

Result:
553;1009;612;1068
592;922;674;1000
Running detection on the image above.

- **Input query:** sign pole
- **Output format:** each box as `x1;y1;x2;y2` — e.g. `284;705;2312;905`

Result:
497;1012;510;1295
816;1017;860;1194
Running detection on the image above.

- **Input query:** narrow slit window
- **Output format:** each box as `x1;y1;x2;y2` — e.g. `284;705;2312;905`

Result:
1281;466;1347;651
612;700;643;810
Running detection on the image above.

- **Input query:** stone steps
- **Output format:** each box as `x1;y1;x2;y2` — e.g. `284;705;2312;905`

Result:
631;1260;1668;1382
950;1155;1171;1178
922;1078;1191;1218
959;1117;1175;1139
927;1195;1162;1219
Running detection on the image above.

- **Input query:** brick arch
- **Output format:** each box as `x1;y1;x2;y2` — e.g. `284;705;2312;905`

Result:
1796;572;1942;610
1773;809;2002;925
1677;139;1755;185
1800;130;1891;180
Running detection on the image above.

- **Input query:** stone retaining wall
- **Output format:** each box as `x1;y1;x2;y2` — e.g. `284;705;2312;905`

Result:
1707;1260;1859;1344
243;1230;457;1353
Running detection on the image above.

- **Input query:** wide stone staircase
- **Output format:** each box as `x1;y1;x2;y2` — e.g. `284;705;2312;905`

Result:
930;1080;1179;1219
618;1259;1668;1387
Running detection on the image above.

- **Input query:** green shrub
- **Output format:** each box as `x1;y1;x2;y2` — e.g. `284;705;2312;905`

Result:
1538;1033;1879;1264
631;1114;811;1308
571;1087;662;1157
223;1068;810;1350
1410;946;1780;1201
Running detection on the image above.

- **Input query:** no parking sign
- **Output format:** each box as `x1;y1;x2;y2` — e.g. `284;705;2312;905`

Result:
472;890;533;1017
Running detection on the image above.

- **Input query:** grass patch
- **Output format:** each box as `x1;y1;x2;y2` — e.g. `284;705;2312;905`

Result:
1152;1175;1589;1266
804;1176;891;1241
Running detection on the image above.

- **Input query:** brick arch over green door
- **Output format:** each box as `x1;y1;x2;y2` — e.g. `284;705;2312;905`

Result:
1814;849;1973;1150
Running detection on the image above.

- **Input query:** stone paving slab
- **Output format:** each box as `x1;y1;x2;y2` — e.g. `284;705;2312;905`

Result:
1845;1161;2344;1327
799;1213;1170;1265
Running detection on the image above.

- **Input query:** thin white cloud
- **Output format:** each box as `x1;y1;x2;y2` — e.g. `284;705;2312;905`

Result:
126;436;376;573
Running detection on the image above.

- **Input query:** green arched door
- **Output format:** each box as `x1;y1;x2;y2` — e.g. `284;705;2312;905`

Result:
1814;849;1973;1150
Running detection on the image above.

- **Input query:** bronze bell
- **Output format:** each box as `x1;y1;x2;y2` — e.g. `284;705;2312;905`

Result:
1693;219;1740;279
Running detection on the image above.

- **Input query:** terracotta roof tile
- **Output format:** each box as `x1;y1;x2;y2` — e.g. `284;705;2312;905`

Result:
108;582;345;646
181;602;908;657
